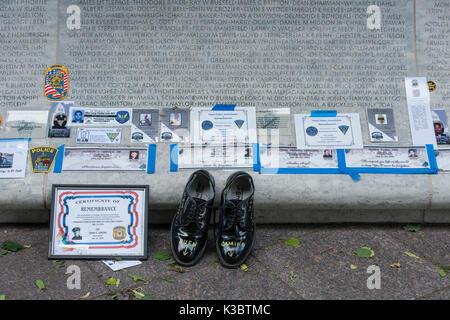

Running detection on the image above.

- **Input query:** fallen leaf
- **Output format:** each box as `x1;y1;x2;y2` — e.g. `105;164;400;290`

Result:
106;277;119;286
285;237;299;246
128;274;146;282
161;277;175;283
154;252;171;261
290;271;298;282
36;280;46;291
240;264;249;272
390;263;401;268
133;291;145;299
0;250;7;256
350;264;358;270
403;224;421;232
404;251;420;259
439;269;447;277
0;295;5;300
355;246;375;258
80;292;90;299
1;240;24;252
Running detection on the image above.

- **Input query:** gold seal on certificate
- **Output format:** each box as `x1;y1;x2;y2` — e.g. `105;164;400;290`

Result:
48;185;149;259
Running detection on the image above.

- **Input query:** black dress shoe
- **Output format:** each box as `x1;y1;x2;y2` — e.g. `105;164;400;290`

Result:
170;170;215;267
216;171;256;268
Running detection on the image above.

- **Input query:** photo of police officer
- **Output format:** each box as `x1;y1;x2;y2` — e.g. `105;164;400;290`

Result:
52;113;67;129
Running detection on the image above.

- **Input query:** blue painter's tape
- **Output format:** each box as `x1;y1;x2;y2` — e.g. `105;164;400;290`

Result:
337;149;360;181
426;144;438;174
147;144;156;174
259;167;342;175
0;138;31;143
170;144;178;172
310;110;337;117
252;143;260;172
53;144;65;173
212;104;236;111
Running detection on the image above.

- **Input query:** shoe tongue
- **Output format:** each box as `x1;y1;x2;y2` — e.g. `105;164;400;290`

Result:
229;199;242;206
192;197;207;205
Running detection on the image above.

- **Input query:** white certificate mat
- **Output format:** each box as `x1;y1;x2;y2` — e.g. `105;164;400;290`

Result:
190;107;257;144
345;147;430;169
260;147;338;169
76;128;122;144
69;108;133;126
295;114;363;149
0;139;28;178
177;144;253;169
436;149;450;172
49;185;148;259
3;111;48;139
62;147;148;171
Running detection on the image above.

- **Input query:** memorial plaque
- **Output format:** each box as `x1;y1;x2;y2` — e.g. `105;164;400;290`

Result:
0;1;57;108
416;0;450;111
58;0;415;145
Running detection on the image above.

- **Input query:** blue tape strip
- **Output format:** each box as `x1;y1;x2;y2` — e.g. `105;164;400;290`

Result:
0;138;31;143
426;144;439;174
337;149;360;181
259;167;342;175
212;104;236;111
170;144;178;172
53;144;65;173
311;110;337;117
147;144;156;174
252;143;261;172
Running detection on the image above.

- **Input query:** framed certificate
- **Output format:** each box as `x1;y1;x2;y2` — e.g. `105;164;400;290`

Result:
48;185;149;260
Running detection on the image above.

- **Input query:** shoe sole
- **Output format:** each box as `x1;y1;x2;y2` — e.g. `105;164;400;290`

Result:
215;222;256;269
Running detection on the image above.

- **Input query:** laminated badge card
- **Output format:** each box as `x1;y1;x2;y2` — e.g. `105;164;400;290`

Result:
432;110;450;146
48;102;73;138
131;109;160;143
0;139;29;178
160;108;190;142
367;108;398;142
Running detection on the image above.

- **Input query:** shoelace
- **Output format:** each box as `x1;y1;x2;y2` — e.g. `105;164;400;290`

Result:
182;199;213;226
223;202;248;230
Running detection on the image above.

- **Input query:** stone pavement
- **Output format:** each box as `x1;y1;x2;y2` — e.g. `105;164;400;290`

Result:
0;223;448;300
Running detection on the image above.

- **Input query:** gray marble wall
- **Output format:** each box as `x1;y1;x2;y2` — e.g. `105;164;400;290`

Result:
0;0;449;222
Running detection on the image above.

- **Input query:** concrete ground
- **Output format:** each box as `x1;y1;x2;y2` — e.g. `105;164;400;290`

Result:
0;223;448;300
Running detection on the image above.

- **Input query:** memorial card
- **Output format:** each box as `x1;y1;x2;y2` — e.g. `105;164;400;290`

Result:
131;109;160;143
260;147;338;169
61;147;148;171
49;185;149;259
294;113;363;149
0;139;28;178
76;128;122;144
48;102;72;138
256;108;292;138
190;107;257;144
367;108;398;142
432;110;450;146
345;147;430;169
69;107;132;126
405;77;436;148
176;144;253;169
2;111;48;139
160;108;190;142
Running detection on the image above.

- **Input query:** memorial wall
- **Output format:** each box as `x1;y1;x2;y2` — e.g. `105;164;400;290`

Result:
0;0;449;223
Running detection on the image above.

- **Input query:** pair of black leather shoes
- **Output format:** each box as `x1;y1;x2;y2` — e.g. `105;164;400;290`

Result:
170;170;255;268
